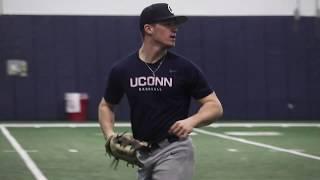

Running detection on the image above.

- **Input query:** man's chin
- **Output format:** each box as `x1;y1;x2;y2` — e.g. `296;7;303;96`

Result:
165;43;176;49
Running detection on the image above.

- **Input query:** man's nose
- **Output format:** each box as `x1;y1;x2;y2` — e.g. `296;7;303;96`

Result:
171;26;178;32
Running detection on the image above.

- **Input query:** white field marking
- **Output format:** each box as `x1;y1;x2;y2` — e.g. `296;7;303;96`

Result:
3;150;16;153
194;128;320;161
190;132;198;136
1;122;320;128
68;124;77;128
26;150;39;153
0;127;47;180
93;132;198;138
68;149;79;153
290;149;305;153
268;149;305;153
3;149;39;153
227;148;239;152
267;149;305;153
224;131;282;136
209;123;320;128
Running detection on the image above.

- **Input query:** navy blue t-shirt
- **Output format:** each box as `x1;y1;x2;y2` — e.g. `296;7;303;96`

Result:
104;51;212;143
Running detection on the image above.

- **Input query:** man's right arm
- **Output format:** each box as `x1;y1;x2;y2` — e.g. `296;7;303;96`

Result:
98;98;116;140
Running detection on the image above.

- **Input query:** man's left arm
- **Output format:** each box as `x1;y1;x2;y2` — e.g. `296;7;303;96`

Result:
168;92;223;138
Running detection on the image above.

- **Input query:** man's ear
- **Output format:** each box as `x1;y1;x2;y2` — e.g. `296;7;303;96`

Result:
144;24;153;35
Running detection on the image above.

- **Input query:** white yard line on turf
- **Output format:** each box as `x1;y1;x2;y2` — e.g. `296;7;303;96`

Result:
1;122;320;128
3;149;38;153
224;131;282;136
194;128;320;161
209;123;320;127
0;126;47;180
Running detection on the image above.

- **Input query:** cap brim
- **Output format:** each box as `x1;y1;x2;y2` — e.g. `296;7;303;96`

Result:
155;16;188;25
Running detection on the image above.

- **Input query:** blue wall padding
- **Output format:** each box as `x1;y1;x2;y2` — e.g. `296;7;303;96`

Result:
0;15;319;121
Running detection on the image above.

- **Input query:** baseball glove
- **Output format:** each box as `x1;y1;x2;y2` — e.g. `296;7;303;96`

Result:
105;132;147;169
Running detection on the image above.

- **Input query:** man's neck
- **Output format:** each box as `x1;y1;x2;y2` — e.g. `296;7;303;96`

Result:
139;43;167;64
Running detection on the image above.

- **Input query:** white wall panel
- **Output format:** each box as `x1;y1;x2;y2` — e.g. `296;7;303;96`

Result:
2;0;319;16
0;0;3;14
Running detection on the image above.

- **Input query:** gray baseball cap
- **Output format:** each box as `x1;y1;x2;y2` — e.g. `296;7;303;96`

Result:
139;3;188;31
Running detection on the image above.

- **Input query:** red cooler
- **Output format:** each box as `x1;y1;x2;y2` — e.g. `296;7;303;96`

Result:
65;92;89;122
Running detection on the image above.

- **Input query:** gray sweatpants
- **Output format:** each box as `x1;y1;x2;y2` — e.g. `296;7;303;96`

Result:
136;137;194;180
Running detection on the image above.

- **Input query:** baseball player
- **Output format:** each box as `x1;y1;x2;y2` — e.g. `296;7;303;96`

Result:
99;3;223;180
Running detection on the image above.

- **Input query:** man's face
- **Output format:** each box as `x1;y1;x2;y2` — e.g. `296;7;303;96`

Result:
150;21;178;48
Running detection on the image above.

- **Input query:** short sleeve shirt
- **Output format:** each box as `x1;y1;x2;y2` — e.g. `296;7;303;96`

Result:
104;51;213;143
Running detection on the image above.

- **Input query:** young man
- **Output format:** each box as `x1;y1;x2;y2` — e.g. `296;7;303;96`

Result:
99;3;223;180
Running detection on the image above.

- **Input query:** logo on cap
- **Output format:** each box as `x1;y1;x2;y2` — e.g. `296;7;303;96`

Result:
167;5;173;14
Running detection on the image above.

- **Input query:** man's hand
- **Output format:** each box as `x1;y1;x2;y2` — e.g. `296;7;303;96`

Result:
168;118;195;139
168;93;223;139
